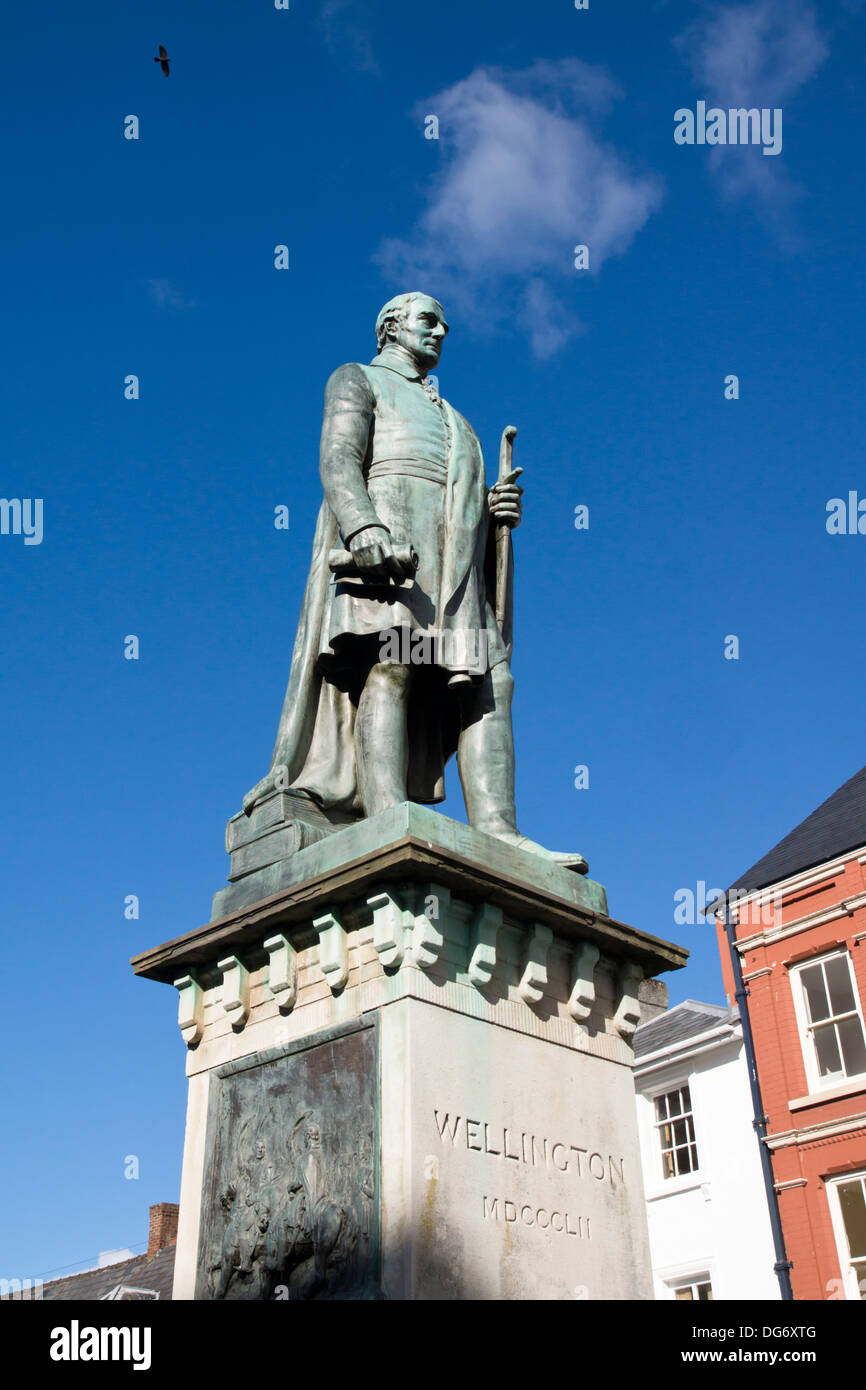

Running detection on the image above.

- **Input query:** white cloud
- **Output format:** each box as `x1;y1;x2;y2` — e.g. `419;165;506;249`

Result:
98;1248;135;1267
147;279;195;311
319;0;378;75
519;278;584;361
674;0;829;241
376;61;662;357
677;0;827;104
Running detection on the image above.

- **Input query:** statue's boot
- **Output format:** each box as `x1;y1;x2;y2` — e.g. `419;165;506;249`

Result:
457;665;589;875
484;827;589;875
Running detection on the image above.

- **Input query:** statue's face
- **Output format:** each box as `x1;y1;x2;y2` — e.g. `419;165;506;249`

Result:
305;1124;321;1148
389;297;448;371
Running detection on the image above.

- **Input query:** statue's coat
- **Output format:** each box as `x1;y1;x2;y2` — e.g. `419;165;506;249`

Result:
258;348;510;814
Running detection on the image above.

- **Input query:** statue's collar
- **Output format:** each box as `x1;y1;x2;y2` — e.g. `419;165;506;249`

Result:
369;344;427;381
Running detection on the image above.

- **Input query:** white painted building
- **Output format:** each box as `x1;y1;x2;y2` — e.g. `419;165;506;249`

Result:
633;999;780;1301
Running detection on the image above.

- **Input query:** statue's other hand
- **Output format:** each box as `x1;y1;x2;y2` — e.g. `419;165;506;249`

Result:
488;481;523;529
349;526;406;583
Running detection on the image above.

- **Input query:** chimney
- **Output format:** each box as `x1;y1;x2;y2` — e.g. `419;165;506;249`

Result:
147;1202;179;1258
638;977;669;1025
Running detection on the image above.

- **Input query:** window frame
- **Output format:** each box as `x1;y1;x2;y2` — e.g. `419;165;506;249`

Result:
789;949;866;1093
100;1284;160;1301
825;1171;866;1301
670;1273;713;1301
651;1081;701;1184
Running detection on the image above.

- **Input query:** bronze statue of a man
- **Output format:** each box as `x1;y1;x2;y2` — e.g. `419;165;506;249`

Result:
244;292;585;871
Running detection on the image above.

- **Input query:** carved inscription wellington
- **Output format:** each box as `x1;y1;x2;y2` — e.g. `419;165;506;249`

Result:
433;1110;626;1184
196;1023;380;1300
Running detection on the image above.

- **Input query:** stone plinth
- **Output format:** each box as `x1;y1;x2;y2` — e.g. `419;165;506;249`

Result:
132;806;687;1300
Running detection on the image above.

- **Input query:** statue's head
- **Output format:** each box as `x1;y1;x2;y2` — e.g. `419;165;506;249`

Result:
375;292;448;372
305;1122;321;1149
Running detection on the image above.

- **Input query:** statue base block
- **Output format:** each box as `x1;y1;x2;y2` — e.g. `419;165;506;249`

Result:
212;799;610;921
132;806;686;1300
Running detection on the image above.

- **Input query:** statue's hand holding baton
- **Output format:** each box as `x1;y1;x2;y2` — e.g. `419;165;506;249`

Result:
491;425;522;641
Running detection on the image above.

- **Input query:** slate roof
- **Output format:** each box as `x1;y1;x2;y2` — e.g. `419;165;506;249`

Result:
723;762;866;901
634;1000;736;1060
38;1244;176;1301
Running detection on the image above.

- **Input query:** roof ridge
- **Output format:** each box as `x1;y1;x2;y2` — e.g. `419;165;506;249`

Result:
637;998;727;1028
726;762;866;898
41;1251;148;1290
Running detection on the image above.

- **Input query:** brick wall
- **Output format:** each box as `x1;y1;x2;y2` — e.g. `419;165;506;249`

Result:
716;851;866;1299
147;1202;179;1258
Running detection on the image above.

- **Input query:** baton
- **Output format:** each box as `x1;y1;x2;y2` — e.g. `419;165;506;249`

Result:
495;426;521;634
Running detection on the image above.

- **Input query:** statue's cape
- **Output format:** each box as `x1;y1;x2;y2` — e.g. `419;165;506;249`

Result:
256;399;511;816
266;498;350;804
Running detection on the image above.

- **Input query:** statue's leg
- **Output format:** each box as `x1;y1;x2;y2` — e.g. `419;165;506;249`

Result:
355;660;412;816
456;663;516;837
457;662;588;873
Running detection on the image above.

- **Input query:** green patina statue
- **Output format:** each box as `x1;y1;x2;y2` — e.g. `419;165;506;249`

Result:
243;292;586;872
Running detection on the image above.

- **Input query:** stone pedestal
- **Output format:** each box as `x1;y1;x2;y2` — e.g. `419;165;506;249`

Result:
132;804;686;1300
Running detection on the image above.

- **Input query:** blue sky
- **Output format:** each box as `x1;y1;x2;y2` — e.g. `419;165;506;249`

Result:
2;0;865;1279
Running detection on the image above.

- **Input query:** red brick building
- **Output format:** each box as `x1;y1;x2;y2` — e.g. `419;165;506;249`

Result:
715;764;866;1300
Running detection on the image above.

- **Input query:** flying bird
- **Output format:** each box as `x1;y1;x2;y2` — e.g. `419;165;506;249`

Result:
154;45;170;77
